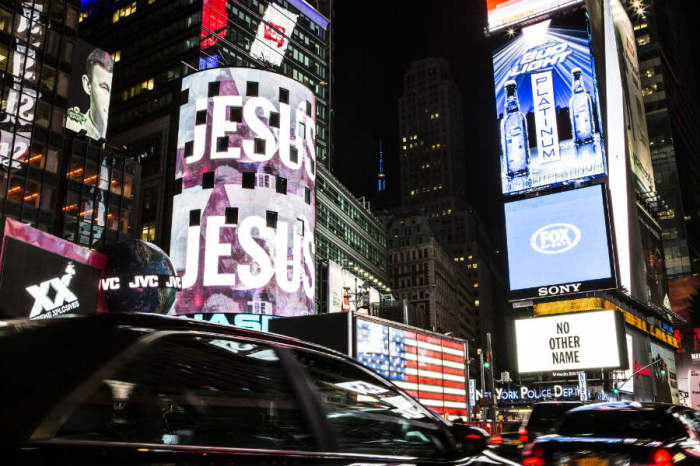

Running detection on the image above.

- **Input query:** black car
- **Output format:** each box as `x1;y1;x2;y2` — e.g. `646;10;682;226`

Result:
0;313;518;465
523;402;700;465
518;400;584;444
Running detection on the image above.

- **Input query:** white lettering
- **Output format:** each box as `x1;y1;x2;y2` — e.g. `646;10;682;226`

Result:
203;216;236;287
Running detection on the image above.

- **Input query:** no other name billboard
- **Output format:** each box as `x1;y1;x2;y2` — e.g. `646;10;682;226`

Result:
515;310;627;373
170;67;316;317
505;184;616;300
494;11;606;195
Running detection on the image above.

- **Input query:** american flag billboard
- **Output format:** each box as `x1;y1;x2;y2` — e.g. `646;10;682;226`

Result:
355;318;468;416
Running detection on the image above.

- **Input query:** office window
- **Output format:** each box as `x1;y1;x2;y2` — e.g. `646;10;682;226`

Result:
216;136;228;152
279;88;289;104
242;172;255;189
254;138;265;154
196;110;207;125
275;176;287;194
202;171;214;189
184;141;194;157
225;207;238;225
189;209;201;226
246;81;259;96
266;211;278;229
229;107;242;122
269;112;280;128
208;81;220;97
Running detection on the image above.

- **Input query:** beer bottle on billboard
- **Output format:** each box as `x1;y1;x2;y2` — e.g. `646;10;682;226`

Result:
569;68;595;145
501;80;529;178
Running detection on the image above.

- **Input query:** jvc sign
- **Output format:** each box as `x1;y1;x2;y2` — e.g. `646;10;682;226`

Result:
515;310;626;373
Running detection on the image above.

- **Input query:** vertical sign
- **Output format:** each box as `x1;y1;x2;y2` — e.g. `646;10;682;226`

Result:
531;71;560;163
469;379;477;408
577;371;587;401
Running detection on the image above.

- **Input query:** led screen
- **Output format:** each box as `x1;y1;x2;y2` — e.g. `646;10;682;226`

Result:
494;14;606;195
515;310;625;373
0;218;107;319
505;184;615;299
170;67;316;317
327;259;380;313
487;0;583;33
355;318;467;416
65;40;114;141
249;3;299;67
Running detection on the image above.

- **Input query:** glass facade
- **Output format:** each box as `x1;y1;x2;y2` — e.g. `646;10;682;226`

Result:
61;135;138;248
0;1;68;230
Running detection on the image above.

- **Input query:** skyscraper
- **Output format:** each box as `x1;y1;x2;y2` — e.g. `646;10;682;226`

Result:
396;57;502;348
629;0;700;278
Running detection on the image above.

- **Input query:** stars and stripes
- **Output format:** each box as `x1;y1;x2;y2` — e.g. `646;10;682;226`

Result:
356;319;468;416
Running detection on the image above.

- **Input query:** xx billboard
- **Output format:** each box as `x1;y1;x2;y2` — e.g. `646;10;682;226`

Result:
170;68;316;317
505;184;616;300
493;12;606;195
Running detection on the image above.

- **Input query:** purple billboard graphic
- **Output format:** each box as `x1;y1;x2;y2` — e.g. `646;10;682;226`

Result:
170;68;316;317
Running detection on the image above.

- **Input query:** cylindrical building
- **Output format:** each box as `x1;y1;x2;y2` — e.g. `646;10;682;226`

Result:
169;67;316;317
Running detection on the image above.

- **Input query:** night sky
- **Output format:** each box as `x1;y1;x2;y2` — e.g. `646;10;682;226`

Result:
331;1;501;230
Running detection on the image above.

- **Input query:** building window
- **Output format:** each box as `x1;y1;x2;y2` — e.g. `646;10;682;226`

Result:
254;138;265;154
305;187;311;204
217;136;228;152
266;211;278;229
202;171;215;189
246;81;259;96
208;82;220;97
296;218;304;236
189;209;201;226
225;207;238;225
269;112;280;128
141;223;156;241
636;34;651;47
196;110;207;125
112;1;137;23
290;147;298;163
242;172;255;189
229;107;242;122
275;176;287;194
184;141;194;157
279;87;289;104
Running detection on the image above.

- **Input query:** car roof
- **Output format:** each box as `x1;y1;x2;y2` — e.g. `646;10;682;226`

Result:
567;401;677;413
0;312;347;357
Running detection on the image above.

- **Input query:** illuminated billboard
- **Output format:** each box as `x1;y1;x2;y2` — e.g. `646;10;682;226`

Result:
494;13;606;195
515;310;626;373
0;218;107;319
249;3;299;67
327;259;380;313
487;0;583;33
505;184;616;300
170;67;316;317
355;318;468;416
66;40;114;141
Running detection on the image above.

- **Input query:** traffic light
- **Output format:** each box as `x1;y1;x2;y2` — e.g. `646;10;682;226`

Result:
483;361;491;369
612;387;620;396
483;351;491;369
660;362;667;376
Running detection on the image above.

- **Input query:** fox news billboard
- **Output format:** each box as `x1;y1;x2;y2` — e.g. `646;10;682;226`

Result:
494;12;606;195
515;310;627;373
505;184;616;300
487;0;583;33
170;68;316;317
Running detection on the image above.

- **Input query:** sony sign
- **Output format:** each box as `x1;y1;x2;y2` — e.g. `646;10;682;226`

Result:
170;68;316;317
537;282;583;297
515;310;625;373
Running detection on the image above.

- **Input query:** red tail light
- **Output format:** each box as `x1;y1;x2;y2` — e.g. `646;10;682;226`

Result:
522;444;545;466
651;448;673;466
490;434;503;445
518;427;529;443
465;434;481;440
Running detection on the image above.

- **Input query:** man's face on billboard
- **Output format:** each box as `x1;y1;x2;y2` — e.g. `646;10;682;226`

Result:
82;63;112;135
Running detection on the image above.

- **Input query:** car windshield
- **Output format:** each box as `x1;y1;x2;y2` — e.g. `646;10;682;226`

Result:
527;403;581;434
558;408;687;439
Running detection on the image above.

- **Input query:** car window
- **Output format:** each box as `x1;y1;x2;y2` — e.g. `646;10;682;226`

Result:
558;409;687;439
527;403;581;434
293;349;453;458
53;334;316;450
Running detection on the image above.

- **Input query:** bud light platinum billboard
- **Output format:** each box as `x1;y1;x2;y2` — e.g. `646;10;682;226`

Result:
505;184;616;300
170;68;316;317
494;13;606;195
